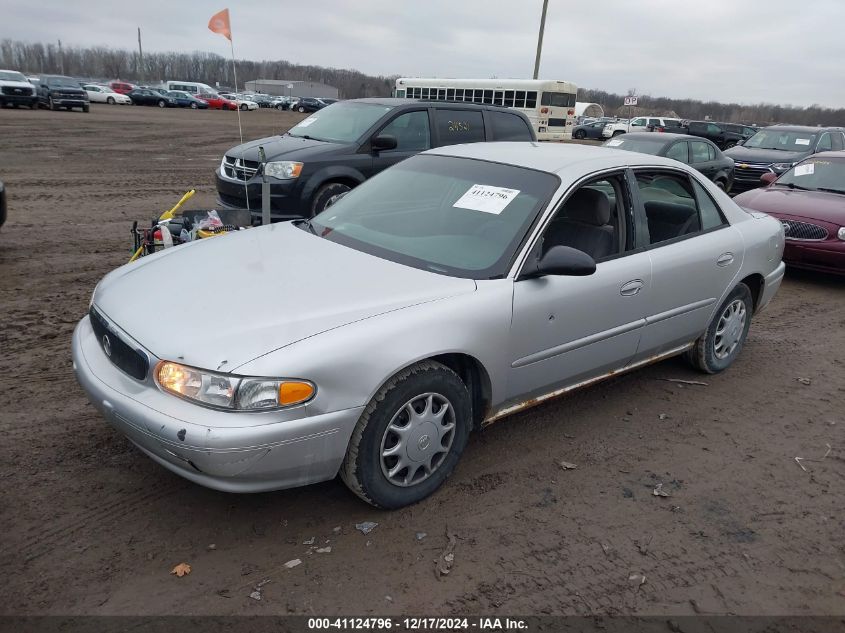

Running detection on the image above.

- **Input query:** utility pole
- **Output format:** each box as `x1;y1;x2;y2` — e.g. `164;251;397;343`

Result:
58;39;64;74
532;0;549;79
137;27;144;82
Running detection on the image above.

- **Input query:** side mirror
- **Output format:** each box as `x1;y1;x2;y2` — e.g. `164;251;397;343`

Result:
524;245;596;278
760;172;777;186
371;134;398;151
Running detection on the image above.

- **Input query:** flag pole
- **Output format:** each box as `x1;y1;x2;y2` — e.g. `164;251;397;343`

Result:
229;37;244;145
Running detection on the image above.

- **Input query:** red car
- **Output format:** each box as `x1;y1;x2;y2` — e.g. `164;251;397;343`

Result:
109;81;135;95
197;92;237;110
733;151;845;274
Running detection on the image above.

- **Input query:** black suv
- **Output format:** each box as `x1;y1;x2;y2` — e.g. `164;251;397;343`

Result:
684;121;745;150
216;98;537;221
37;75;89;112
725;125;845;192
291;97;325;113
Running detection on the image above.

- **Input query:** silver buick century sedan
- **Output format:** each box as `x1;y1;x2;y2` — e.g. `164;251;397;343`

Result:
73;143;785;508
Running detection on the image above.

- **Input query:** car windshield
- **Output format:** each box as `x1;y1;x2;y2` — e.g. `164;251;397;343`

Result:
744;130;818;151
776;157;845;194
45;76;80;88
309;154;560;279
604;137;666;154
287;102;394;143
0;71;27;82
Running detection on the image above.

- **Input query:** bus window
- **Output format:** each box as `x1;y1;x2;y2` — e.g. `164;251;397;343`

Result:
504;90;515;107
454;89;464;101
526;91;538;108
395;89;406;98
434;109;485;144
446;88;455;100
515;91;526;108
437;89;446;100
483;90;494;104
541;92;576;107
473;91;484;104
494;91;504;106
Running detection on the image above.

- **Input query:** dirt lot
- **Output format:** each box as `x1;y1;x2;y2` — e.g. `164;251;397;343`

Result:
0;105;843;617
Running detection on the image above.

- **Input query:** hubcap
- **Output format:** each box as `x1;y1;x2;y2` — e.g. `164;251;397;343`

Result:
714;299;746;359
380;393;455;487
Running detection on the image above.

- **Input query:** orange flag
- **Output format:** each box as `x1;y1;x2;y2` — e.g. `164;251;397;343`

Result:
208;8;232;41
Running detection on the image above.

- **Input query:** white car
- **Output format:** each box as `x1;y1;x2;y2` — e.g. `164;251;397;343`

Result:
220;93;259;111
0;69;38;109
603;117;683;139
83;85;131;105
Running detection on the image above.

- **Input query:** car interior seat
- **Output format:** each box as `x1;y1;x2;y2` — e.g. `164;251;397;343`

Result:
544;187;615;260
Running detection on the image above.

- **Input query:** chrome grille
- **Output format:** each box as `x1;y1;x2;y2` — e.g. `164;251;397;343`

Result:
780;219;828;241
733;162;772;182
89;307;150;380
222;155;259;181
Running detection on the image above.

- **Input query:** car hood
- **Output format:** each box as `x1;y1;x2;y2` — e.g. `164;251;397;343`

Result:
93;222;476;372
0;80;34;89
724;146;809;164
224;134;346;162
734;186;845;225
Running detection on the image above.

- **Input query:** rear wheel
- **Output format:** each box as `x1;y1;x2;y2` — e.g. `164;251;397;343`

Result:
240;103;247;110
190;102;197;109
311;182;352;216
297;105;306;113
686;283;752;374
340;361;471;508
106;96;115;105
573;129;586;140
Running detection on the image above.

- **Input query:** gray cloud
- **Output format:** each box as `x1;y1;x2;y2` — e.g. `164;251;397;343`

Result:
2;0;843;107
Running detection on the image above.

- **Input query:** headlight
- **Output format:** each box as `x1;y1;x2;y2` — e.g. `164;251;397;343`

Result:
264;161;303;179
772;162;796;172
838;227;845;241
156;361;315;411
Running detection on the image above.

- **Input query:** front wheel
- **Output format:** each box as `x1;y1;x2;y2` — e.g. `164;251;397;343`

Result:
686;283;753;374
612;130;625;137
297;105;306;113
190;102;197;109
311;182;351;216
340;361;471;508
573;130;586;140
240;103;247;110
49;97;59;111
106;96;115;105
157;100;166;108
723;141;736;150
82;104;90;113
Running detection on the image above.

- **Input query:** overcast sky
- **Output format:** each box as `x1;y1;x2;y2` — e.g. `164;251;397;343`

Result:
4;0;844;108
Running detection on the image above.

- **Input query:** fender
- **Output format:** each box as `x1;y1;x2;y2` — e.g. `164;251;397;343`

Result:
301;165;368;202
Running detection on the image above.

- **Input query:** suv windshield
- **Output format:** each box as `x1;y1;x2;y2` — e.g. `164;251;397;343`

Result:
288;102;394;143
310;154;560;279
744;129;818;152
776;157;845;194
0;71;27;82
44;76;80;88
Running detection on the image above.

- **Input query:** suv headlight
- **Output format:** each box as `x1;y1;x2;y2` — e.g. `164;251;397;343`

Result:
156;361;315;411
772;162;796;172
264;161;303;179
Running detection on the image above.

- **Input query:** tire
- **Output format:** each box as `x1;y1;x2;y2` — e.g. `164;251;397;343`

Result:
612;130;625;137
83;104;90;113
311;182;352;216
686;283;753;374
340;361;471;508
190;102;197;109
275;104;284;110
157;100;166;108
723;141;736;150
30;103;37;110
49;97;59;111
573;130;586;140
106;96;115;105
240;104;247;110
297;105;306;113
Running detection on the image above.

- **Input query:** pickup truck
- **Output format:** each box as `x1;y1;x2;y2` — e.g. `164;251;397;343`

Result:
683;121;746;150
602;116;682;138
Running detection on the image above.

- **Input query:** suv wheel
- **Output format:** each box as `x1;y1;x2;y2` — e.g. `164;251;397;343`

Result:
82;104;90;113
340;361;471;508
311;182;352;216
49;96;59;111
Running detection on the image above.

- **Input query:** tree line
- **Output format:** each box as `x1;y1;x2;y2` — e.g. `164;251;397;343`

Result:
2;38;843;126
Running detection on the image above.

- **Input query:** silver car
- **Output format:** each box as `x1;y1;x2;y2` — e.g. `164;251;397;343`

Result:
72;143;785;508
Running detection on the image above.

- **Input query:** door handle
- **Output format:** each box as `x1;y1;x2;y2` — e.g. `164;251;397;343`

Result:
620;279;644;296
716;252;735;267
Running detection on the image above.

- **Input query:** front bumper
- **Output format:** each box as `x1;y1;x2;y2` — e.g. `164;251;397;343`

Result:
72;316;364;493
1;93;37;106
783;240;845;275
53;98;87;108
215;169;307;221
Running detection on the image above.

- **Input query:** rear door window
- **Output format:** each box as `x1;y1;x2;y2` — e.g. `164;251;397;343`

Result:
633;172;703;245
433;109;485;145
488;111;533;141
666;142;689;163
690;141;711;164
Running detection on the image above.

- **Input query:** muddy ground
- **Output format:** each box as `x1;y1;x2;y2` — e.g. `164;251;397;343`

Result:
0;105;842;617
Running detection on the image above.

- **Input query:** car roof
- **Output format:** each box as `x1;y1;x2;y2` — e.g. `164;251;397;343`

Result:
618;132;690;143
426;142;687;175
764;124;844;133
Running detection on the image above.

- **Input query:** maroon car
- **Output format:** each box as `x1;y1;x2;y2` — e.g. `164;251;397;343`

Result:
733;151;845;275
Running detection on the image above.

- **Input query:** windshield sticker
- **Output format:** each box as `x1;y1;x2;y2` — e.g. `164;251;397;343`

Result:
793;163;814;177
794;138;811;146
453;184;521;215
297;117;317;128
606;139;624;147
